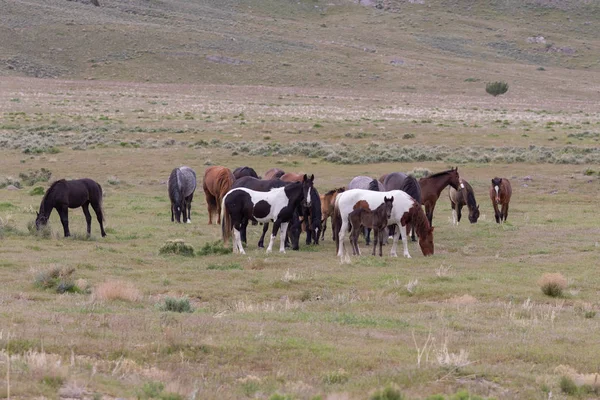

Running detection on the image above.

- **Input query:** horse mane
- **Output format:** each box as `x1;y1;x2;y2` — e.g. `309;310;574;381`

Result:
41;179;67;206
408;202;431;238
325;187;345;196
465;187;477;209
368;178;380;191
399;176;421;203
424;168;456;179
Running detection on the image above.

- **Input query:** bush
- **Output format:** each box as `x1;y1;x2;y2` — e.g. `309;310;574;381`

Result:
486;81;509;97
29;186;45;196
560;375;578;395
34;266;82;293
158;297;193;313
538;273;567;297
94;280;141;302
19;168;52;186
159;239;195;257
371;384;404;400
197;240;232;256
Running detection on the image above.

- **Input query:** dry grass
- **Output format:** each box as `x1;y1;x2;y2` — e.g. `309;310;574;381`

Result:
538;272;568;297
93;280;142;302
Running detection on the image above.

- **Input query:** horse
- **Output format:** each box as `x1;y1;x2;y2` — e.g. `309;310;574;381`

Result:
490;177;512;223
221;175;314;254
264;168;285;180
277;172;321;247
448;179;479;224
349;196;394;257
334;189;434;258
233;166;260;180
382;172;422;241
347;176;385;245
419;167;460;226
203;166;235;225
168;166;197;223
319;187;345;241
230;176;295;248
35;178;106;238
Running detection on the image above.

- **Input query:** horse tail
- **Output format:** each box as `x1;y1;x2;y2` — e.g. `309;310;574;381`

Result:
221;192;231;245
98;182;105;223
217;168;235;203
368;178;380;191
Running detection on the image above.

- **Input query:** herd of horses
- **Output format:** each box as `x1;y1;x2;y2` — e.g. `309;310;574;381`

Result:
33;165;513;258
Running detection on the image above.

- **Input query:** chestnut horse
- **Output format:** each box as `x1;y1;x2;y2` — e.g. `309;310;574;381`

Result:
264;168;285;180
490;177;512;223
320;187;345;241
448;179;479;224
419;168;460;226
349;196;394;257
203;166;235;224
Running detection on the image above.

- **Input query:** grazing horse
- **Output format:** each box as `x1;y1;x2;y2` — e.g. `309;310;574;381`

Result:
264;168;285;180
35;178;106;237
231;176;294;248
233;166;260;180
382;172;422;241
320;187;345;241
222;175;314;254
347;176;385;245
419;168;460;226
349;196;394;257
168;166;197;223
203;166;235;225
490;177;512;223
334;189;434;258
448;179;479;224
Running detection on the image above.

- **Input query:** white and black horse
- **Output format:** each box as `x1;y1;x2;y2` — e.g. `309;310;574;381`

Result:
222;175;314;254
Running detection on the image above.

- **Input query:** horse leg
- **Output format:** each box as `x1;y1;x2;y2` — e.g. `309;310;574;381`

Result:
258;223;269;248
57;206;70;237
90;201;107;237
502;202;509;222
391;224;411;258
321;218;327;241
181;201;188;224
372;228;378;256
233;227;245;254
171;204;174;222
82;203;92;236
378;229;384;257
266;220;281;254
278;222;289;253
426;203;435;226
493;203;501;223
186;194;193;223
337;220;348;257
456;204;463;224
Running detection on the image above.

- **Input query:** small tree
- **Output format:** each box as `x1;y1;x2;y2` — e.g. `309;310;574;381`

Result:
486;81;509;97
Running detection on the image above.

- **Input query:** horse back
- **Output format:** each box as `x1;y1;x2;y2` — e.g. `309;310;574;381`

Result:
67;179;102;207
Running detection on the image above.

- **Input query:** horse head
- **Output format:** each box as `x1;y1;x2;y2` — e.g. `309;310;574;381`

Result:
469;204;480;224
418;226;434;256
449;167;461;190
301;174;314;207
383;196;394;220
491;177;503;203
35;211;48;230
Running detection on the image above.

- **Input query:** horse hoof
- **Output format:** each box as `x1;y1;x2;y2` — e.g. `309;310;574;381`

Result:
186;219;191;224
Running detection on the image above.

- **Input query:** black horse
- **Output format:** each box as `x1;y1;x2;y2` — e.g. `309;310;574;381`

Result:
222;175;314;254
383;172;422;241
233;166;260;180
35;178;106;237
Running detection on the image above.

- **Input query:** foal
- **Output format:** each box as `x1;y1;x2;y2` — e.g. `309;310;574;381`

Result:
349;196;394;257
490;177;512;223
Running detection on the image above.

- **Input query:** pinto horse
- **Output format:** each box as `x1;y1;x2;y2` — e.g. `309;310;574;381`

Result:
419;168;460;226
264;168;285;180
448;179;479;224
349;196;394;257
35;178;106;237
203;166;235;225
222;175;314;254
334;189;434;258
168;166;197;223
490;177;512;223
382;172;422;241
319;187;345;241
233;166;260;180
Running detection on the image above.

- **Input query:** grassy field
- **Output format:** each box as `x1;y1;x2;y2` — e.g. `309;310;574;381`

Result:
0;76;599;400
1;0;600;398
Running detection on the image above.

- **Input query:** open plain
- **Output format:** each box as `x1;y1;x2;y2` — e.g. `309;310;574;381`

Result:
1;0;600;399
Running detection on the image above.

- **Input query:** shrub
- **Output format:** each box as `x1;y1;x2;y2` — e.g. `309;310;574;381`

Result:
207;263;242;271
538;273;567;297
19;168;52;186
486;81;509;97
197;240;232;256
28;219;52;239
94;280;141;302
158;297;193;313
159;239;195;257
29;186;45;195
560;375;578;395
371;384;404;400
322;368;349;385
34;266;82;293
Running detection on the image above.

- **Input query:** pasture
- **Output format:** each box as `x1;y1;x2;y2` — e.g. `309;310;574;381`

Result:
1;77;599;399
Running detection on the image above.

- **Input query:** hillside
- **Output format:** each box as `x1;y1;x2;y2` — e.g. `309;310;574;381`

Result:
2;0;600;95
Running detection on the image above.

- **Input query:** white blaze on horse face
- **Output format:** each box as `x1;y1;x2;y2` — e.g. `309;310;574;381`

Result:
306;187;312;206
494;185;500;203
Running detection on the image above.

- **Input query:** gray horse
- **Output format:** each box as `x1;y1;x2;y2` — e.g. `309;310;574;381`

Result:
168;166;197;223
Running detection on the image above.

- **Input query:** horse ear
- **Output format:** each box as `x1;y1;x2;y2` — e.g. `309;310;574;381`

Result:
310;174;314;182
36;211;39;217
303;174;308;182
477;205;480;210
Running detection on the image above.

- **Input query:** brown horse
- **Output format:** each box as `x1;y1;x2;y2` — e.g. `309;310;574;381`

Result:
264;168;285;180
419;167;460;226
280;172;306;183
490;177;512;223
349;197;394;257
319;187;345;241
203;166;235;224
448;179;479;224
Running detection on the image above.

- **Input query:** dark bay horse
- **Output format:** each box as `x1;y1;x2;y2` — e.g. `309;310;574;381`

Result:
264;168;285;180
382;172;422;241
448;179;479;224
168;166;197;223
490;177;512;223
35;178;106;237
222;175;314;254
319;187;345;241
280;172;321;246
419;168;460;226
349;196;394;257
347;176;385;245
203;166;235;225
233;166;259;180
